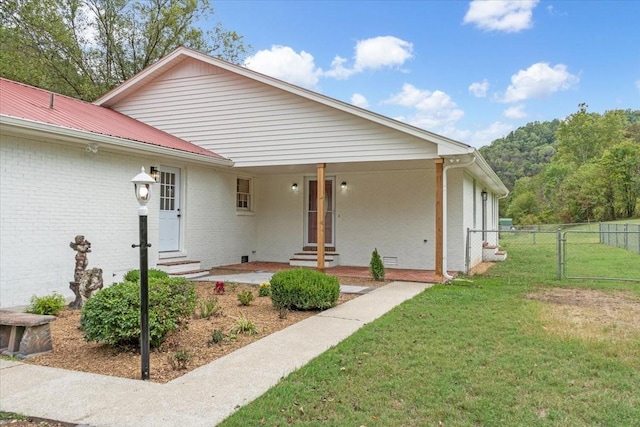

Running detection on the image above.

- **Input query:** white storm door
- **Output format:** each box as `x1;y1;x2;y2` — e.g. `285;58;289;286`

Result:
304;177;335;247
159;167;181;252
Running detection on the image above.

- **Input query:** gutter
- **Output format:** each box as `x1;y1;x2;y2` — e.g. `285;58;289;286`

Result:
0;115;234;168
442;155;477;280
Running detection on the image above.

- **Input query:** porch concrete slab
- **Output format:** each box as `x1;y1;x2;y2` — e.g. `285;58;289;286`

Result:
0;281;432;427
198;272;371;294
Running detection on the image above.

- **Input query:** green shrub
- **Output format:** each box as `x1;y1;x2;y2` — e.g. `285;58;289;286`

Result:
123;268;168;283
26;292;66;315
258;281;271;297
230;315;257;335
196;297;222;319
80;277;196;348
270;268;340;310
237;290;255;306
208;328;226;346
167;350;191;370
369;248;385;281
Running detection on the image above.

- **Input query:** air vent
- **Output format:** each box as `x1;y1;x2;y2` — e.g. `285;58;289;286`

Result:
382;256;398;266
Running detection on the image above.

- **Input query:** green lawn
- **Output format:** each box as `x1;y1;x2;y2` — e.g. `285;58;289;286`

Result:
220;238;640;426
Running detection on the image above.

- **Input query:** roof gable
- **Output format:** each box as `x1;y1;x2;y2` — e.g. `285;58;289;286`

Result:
95;47;474;157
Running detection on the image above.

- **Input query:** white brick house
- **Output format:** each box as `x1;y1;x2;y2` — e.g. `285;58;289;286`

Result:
0;47;507;307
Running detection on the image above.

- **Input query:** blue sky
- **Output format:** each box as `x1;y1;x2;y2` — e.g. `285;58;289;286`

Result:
210;1;640;148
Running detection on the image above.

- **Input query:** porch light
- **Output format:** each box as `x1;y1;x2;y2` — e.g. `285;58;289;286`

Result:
481;190;488;201
292;183;298;191
149;166;160;183
130;166;155;380
341;181;347;190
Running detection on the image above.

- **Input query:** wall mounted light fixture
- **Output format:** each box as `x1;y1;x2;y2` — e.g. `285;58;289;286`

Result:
291;183;298;191
341;181;347;190
149;166;160;183
481;190;488;201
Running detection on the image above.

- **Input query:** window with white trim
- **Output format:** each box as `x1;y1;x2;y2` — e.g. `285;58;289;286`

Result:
236;177;252;211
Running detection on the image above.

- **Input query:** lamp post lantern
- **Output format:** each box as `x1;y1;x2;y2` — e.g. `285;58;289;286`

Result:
131;167;155;380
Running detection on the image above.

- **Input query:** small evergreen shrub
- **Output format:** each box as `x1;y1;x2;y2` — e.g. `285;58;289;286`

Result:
270;268;340;310
123;268;168;283
237;290;255;306
26;292;66;315
81;277;196;348
369;248;385;281
258;281;271;297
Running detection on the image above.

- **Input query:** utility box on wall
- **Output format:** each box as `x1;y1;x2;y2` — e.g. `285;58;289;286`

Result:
241;255;249;263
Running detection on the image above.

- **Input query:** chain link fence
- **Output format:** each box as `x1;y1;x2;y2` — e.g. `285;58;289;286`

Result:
467;223;640;282
599;223;640;254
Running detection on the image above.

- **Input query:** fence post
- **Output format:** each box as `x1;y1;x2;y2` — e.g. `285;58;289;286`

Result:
624;223;629;250
556;228;562;280
599;222;603;244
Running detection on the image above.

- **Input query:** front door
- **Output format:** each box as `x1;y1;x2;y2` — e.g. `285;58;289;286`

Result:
159;166;181;252
305;177;335;247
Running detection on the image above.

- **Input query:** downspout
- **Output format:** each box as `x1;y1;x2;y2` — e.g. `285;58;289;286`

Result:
442;156;476;280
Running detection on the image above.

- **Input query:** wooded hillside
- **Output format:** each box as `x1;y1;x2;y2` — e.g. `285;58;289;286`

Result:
481;105;640;225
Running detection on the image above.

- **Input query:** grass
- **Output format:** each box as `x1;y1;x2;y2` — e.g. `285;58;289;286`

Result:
220;231;640;426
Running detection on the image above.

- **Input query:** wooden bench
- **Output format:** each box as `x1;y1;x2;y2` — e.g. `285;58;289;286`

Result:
0;310;56;359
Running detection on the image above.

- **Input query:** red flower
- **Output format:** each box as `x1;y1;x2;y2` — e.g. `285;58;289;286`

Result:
214;281;225;294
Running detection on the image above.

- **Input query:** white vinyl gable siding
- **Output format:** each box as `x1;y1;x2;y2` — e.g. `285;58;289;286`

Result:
111;58;439;167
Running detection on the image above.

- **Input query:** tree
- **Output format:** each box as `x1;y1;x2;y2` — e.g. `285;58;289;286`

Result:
479;119;559;190
554;104;627;167
599;141;640;218
1;0;249;100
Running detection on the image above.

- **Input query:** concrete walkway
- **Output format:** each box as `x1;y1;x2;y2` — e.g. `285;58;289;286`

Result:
0;281;432;426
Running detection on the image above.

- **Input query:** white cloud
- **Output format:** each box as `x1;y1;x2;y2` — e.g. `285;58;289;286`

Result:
384;83;465;131
354;36;414;70
469;79;489;97
469;122;514;148
351;93;369;108
325;56;353;79
325;36;413;79
463;0;539;33
244;45;322;89
503;104;527;119
498;62;579;103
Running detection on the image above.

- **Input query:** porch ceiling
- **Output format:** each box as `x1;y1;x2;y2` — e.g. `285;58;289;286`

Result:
233;159;436;175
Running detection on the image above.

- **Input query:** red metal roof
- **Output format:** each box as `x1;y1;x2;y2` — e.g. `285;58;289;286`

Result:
0;78;227;160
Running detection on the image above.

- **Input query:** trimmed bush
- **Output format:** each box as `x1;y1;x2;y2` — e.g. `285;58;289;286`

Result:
80;277;196;348
123;268;168;283
26;292;66;315
270;268;340;310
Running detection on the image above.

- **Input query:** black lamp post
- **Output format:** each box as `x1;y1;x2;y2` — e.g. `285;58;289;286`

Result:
131;167;155;380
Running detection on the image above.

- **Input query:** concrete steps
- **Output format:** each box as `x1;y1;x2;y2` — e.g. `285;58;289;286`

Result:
289;251;340;268
156;259;210;279
482;242;508;262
